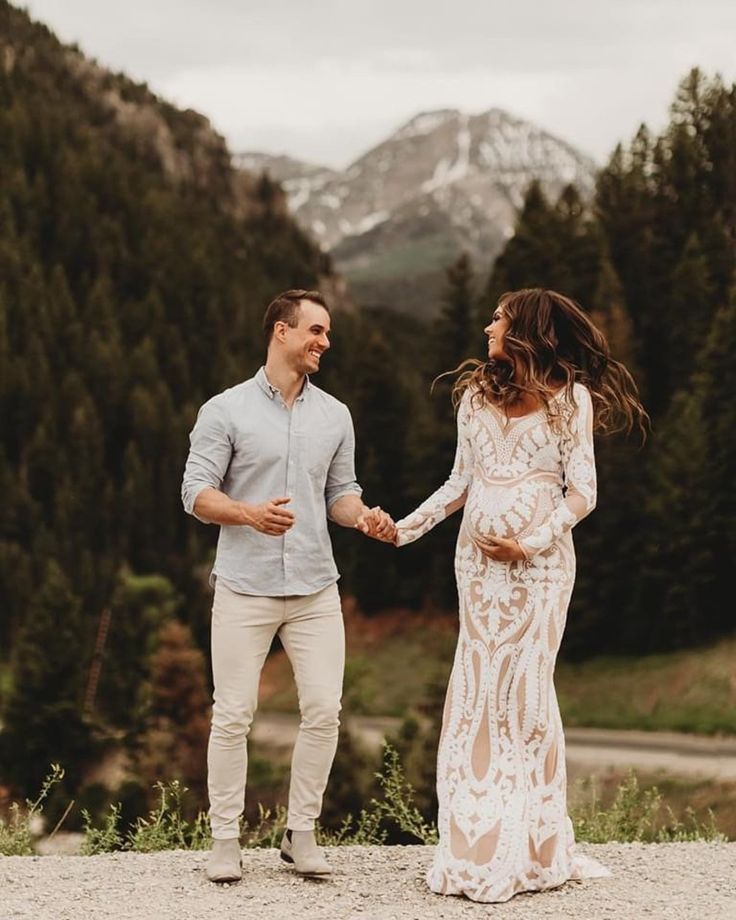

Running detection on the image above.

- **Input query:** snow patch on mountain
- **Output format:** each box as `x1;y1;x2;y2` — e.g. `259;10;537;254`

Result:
393;109;457;140
235;107;598;312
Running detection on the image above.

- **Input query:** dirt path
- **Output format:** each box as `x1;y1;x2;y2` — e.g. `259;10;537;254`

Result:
251;712;736;779
564;726;736;780
4;842;735;920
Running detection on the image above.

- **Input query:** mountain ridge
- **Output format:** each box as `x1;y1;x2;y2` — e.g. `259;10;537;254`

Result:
236;107;598;315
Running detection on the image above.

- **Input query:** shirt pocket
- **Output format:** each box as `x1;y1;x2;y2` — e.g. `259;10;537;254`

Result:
305;430;342;481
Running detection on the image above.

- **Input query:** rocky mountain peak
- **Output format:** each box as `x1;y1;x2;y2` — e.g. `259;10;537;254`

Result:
236;106;598;314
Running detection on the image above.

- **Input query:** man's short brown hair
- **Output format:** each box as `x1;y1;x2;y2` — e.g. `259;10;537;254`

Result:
262;289;329;345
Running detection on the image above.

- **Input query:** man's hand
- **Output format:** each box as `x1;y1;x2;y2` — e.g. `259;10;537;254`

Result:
473;533;527;562
244;497;295;535
356;506;397;544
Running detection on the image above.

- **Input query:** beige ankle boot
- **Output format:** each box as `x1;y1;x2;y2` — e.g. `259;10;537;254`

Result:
280;829;331;876
206;838;242;882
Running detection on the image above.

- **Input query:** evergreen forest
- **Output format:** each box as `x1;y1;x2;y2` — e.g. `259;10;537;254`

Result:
0;1;734;824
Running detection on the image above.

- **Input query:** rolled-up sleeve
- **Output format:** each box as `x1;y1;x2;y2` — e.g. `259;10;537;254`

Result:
325;406;362;511
181;398;233;520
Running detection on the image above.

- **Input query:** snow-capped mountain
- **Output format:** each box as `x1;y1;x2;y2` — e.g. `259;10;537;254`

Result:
235;108;597;315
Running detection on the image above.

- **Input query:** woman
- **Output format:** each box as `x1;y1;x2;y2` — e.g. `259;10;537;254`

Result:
369;288;647;903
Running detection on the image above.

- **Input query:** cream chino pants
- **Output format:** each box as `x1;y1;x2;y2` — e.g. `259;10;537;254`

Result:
207;579;344;839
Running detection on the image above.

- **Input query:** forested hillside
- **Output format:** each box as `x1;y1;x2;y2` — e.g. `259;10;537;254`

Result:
0;0;330;793
0;0;734;818
484;70;736;657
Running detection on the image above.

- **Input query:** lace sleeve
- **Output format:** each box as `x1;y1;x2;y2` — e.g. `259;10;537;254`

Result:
395;392;474;546
517;384;597;558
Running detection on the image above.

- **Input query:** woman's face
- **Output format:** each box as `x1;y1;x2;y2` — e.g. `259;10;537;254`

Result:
484;305;511;361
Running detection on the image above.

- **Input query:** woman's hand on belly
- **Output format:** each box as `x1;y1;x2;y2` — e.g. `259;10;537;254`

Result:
473;533;528;562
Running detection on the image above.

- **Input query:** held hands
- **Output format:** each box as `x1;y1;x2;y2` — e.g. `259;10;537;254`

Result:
355;506;397;544
245;497;295;536
473;534;528;562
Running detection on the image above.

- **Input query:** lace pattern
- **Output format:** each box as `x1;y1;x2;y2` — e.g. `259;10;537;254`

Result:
396;384;609;903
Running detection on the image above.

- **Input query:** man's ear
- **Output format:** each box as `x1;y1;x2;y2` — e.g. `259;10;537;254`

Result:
273;320;288;343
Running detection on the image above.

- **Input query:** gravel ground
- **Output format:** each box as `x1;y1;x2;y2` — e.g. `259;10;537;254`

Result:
2;843;735;920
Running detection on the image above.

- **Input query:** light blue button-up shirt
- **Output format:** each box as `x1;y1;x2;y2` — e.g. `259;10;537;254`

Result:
181;367;362;596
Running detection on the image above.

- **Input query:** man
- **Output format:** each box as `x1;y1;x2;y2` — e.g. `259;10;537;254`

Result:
181;289;392;883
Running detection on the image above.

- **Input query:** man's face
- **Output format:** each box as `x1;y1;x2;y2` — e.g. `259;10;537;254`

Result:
282;300;331;375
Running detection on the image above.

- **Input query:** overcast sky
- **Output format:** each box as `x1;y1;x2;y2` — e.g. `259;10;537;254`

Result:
21;0;736;168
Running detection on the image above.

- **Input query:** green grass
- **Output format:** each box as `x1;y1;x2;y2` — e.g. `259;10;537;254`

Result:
261;613;736;736
342;642;452;717
556;640;736;735
260;610;456;718
340;236;457;283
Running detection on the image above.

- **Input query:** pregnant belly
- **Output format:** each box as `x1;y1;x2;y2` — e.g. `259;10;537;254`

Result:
465;480;558;542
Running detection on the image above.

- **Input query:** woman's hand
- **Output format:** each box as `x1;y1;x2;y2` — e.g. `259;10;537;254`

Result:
473;534;528;562
356;506;398;544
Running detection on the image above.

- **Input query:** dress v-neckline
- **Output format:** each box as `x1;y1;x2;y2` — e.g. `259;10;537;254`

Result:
488;401;545;425
487;387;566;430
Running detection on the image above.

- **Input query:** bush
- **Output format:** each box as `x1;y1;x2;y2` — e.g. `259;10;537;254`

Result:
6;758;726;857
572;770;726;843
81;803;124;855
0;764;65;856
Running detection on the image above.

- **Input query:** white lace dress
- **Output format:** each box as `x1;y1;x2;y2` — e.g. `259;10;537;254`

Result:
395;383;610;903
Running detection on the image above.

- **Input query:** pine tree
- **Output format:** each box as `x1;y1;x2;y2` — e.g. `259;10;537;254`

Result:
641;389;712;648
668;233;714;377
335;319;414;611
1;560;92;793
552;184;602;307
94;570;178;729
486;181;601;312
136;618;211;808
691;292;736;637
565;253;650;656
486;181;558;305
433;253;478;372
411;254;483;608
639;289;736;648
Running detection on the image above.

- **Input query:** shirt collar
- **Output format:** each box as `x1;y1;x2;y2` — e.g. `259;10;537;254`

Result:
256;366;311;401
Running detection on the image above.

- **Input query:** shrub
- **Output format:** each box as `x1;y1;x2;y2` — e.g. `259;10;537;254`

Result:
572;770;726;843
0;764;65;856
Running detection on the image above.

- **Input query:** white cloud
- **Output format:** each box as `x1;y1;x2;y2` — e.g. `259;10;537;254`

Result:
20;0;736;167
162;66;575;166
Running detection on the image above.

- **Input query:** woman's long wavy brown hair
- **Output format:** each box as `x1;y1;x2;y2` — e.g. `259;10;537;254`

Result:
447;288;648;437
